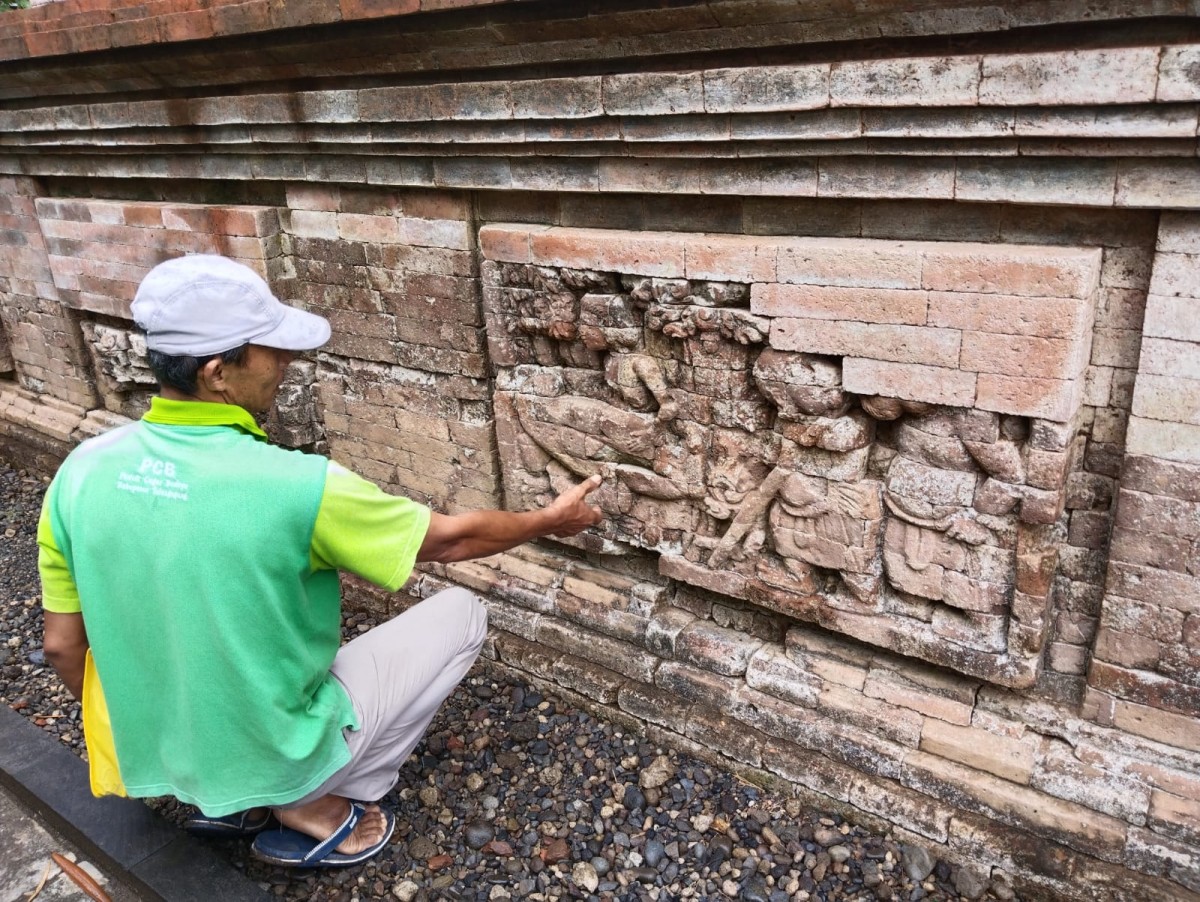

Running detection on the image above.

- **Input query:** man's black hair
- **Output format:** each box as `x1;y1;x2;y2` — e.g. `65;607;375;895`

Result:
146;344;250;395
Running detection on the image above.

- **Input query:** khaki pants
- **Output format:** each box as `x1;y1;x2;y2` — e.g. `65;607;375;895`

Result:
285;587;488;806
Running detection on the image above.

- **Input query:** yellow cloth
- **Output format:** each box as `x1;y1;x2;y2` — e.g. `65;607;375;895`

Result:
82;649;126;797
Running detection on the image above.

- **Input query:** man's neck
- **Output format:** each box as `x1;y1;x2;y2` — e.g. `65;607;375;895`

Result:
158;387;228;405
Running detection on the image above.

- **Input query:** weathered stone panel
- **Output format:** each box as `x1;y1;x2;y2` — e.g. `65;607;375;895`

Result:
479;224;1101;689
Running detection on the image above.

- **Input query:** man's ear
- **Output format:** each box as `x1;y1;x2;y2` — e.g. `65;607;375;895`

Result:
196;356;227;393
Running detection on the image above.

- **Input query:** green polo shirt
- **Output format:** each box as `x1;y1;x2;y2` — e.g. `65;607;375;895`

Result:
38;397;430;815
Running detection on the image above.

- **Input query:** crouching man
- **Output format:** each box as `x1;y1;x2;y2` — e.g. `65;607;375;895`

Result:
39;254;602;868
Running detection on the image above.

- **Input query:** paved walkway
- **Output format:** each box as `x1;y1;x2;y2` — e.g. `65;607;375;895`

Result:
0;782;141;902
0;705;267;902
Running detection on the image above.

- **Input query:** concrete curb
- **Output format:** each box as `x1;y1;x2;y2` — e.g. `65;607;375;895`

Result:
0;704;268;901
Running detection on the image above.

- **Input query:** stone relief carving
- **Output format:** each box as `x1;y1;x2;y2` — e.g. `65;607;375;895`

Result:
79;320;157;418
487;262;1079;687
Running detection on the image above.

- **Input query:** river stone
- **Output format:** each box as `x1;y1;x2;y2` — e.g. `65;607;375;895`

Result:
902;844;935;882
955;866;989;900
408;836;437;860
644;839;666;868
464;819;494;849
391;880;418;902
572;861;599;893
640;755;675;789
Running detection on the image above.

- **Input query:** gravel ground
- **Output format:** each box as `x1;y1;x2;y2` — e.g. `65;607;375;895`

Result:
0;460;998;902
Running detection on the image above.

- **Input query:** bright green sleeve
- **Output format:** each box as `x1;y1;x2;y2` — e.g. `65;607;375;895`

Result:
310;460;431;591
38;481;82;614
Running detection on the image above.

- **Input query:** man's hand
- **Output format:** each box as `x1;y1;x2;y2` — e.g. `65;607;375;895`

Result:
418;475;605;564
544;474;604;537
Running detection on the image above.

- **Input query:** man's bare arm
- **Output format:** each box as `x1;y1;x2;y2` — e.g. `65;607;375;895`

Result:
43;611;88;701
418;475;603;564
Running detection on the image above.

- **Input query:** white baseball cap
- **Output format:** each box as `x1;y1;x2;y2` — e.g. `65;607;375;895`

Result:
131;254;330;356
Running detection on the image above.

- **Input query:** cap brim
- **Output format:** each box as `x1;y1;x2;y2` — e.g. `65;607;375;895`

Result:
251;305;331;352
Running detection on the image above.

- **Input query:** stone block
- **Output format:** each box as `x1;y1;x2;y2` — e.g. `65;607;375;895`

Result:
961;331;1087;381
922;244;1101;299
744;644;821;707
703;63;828;113
775;237;922;289
540;618;662;681
771;319;960;367
549;653;625;704
493;632;561;681
1117;160;1200;209
818;683;924;747
818;157;956;200
479;224;544;264
979;47;1159;105
289;210;339;240
1126;417;1200;466
358;85;430;122
920;719;1038;784
1111;699;1200;752
732;109;861;141
785;623;876;667
336;212;397;244
761;737;855;803
1150;790;1200;845
617;681;691;733
830;55;980;107
1106;561;1200;614
862;667;974;726
1149;254;1200;301
654;661;742;713
643;607;698;658
658;555;748;600
427;81;513;120
674;620;763;677
684;237;777;283
955;158;1118;207
975;373;1079;422
1157;44;1200;102
1030;738;1156;828
529;226;686;278
927;291;1091;338
1140;337;1200;381
510;76;602;118
686;707;763;767
901;749;1129;863
847;775;954;843
601;72;705;116
1133;373;1200;427
599;159;703;195
752;283;927;325
485;597;541;641
842;358;977;407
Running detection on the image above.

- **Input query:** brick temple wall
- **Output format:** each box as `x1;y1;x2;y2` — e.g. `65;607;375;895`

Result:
1;1;1199;899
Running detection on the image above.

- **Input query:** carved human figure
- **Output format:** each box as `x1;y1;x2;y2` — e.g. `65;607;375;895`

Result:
867;398;1017;618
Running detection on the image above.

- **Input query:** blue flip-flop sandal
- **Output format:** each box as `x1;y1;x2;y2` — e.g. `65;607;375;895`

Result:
250;802;395;868
185;807;274;838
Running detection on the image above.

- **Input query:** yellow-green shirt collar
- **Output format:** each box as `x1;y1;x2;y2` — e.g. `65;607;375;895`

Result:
143;396;268;440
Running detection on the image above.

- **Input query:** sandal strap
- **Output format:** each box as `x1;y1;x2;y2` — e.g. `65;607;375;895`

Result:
301;802;364;864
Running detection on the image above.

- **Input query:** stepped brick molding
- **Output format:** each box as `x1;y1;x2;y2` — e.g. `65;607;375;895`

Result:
2;2;1200;899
